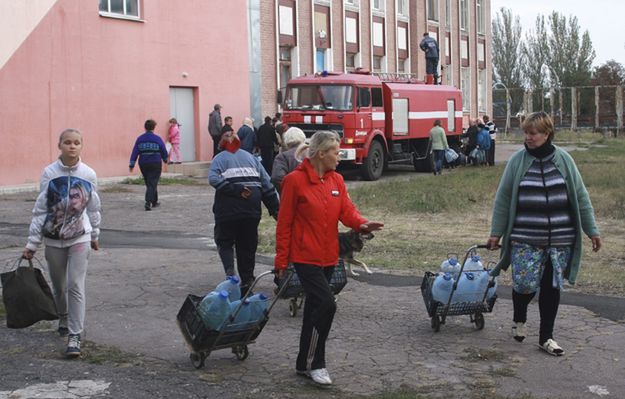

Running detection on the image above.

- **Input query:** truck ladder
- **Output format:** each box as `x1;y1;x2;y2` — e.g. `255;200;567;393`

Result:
371;72;423;83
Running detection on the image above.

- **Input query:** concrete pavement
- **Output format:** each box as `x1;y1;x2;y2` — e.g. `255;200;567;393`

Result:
1;159;625;399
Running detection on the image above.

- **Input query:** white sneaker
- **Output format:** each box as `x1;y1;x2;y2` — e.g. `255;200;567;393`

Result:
309;368;333;385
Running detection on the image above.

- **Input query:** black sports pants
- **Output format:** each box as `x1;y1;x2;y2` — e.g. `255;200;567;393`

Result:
214;218;260;291
294;263;336;371
139;163;162;205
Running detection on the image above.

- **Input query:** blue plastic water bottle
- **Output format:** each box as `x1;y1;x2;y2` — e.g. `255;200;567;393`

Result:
215;275;241;302
247;293;269;323
486;274;498;300
431;272;455;303
198;290;230;331
456;272;480;302
463;254;484;272
440;257;461;278
224;298;253;331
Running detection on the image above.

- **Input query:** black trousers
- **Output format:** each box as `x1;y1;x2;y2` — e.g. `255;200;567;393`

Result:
426;58;439;80
139;163;162;205
211;135;221;159
294;263;336;371
486;140;496;166
260;146;274;175
214;218;259;291
512;258;560;345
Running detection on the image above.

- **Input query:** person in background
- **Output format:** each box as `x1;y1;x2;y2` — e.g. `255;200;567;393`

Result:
271;126;306;191
483;115;497;166
208;104;223;158
129;119;169;211
429;119;449;176
487;111;602;357
475;121;492;166
275;130;383;385
462;118;480;165
221;116;233;134
167;117;182;164
257;116;279;175
209;130;279;297
237;117;257;154
419;32;440;84
23;128;101;358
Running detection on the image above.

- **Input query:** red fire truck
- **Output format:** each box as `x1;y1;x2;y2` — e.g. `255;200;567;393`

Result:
282;70;463;180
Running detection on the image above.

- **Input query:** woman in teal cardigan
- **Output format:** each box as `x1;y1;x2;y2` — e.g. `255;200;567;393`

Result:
486;111;601;356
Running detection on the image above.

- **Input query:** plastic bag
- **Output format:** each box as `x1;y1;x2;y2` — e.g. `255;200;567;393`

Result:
1;258;58;328
445;148;459;163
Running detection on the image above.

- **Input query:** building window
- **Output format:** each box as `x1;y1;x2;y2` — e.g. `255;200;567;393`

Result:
346;53;356;69
460;0;468;31
372;87;383;107
316;48;327;72
279;1;297;46
461;36;469;67
478;69;486;112
345;0;359;6
461;67;470;111
427;0;438;22
372;0;385;12
444;64;453;86
279;46;293;90
373;56;383;72
476;0;484;34
397;22;408;61
445;0;451;28
397;0;408;17
99;0;139;18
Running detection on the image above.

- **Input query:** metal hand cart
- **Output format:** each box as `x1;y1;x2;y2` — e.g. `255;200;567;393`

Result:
420;244;498;332
176;270;293;369
275;259;347;317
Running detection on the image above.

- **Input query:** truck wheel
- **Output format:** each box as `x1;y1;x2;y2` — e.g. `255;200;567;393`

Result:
361;140;385;181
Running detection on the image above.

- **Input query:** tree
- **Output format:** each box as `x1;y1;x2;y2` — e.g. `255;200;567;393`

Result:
545;12;595;87
592;60;625;86
491;8;523;89
522;15;549;90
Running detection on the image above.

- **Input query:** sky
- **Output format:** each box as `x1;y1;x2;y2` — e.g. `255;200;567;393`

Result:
491;0;625;68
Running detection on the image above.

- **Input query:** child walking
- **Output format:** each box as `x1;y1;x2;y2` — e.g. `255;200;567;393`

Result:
23;128;102;358
168;117;181;164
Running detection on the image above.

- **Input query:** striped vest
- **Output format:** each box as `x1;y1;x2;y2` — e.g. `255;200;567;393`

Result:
510;152;575;247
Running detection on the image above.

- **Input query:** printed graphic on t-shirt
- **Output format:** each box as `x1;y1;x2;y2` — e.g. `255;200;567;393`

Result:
43;176;92;240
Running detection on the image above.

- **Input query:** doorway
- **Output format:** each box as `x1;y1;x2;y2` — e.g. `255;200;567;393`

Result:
169;87;196;162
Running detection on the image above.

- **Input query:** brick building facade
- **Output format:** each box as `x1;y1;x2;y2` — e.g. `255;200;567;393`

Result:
252;0;492;125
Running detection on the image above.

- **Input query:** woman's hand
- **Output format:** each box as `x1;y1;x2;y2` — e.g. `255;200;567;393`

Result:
274;268;286;280
22;248;35;259
360;221;384;233
91;240;100;251
590;236;602;252
486;236;501;250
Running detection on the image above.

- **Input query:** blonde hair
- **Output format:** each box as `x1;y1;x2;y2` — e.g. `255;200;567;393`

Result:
298;130;340;160
283;127;306;148
522;111;555;141
58;128;82;144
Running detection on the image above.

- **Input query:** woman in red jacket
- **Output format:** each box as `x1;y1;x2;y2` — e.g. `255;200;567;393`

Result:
275;130;383;385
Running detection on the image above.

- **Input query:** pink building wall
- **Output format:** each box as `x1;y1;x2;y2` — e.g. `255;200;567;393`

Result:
0;1;251;186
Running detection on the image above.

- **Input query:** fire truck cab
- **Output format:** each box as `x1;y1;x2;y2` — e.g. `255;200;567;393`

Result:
282;70;463;180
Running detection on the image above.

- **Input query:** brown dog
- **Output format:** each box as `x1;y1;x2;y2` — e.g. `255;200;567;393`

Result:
338;230;375;276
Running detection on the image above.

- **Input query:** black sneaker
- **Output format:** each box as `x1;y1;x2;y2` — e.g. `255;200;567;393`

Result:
151;202;160;208
58;326;69;337
66;334;81;358
145;202;152;211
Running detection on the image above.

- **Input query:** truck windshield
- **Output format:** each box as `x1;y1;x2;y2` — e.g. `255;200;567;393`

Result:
285;85;353;111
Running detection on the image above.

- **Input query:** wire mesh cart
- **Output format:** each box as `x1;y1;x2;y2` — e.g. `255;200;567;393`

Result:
275;259;347;317
420;244;498;332
177;270;293;369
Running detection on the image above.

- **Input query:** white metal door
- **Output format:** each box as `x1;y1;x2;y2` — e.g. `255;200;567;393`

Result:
169;87;196;162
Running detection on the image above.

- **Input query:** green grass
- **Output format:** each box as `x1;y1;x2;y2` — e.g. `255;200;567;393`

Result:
258;138;625;295
120;176;202;186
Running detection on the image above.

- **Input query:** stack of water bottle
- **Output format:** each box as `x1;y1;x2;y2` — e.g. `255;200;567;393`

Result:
431;255;497;304
197;276;268;332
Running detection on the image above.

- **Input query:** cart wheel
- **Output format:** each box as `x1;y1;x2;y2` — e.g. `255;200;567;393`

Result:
289;298;298;317
431;315;441;332
474;312;485;330
190;352;206;369
233;345;249;361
